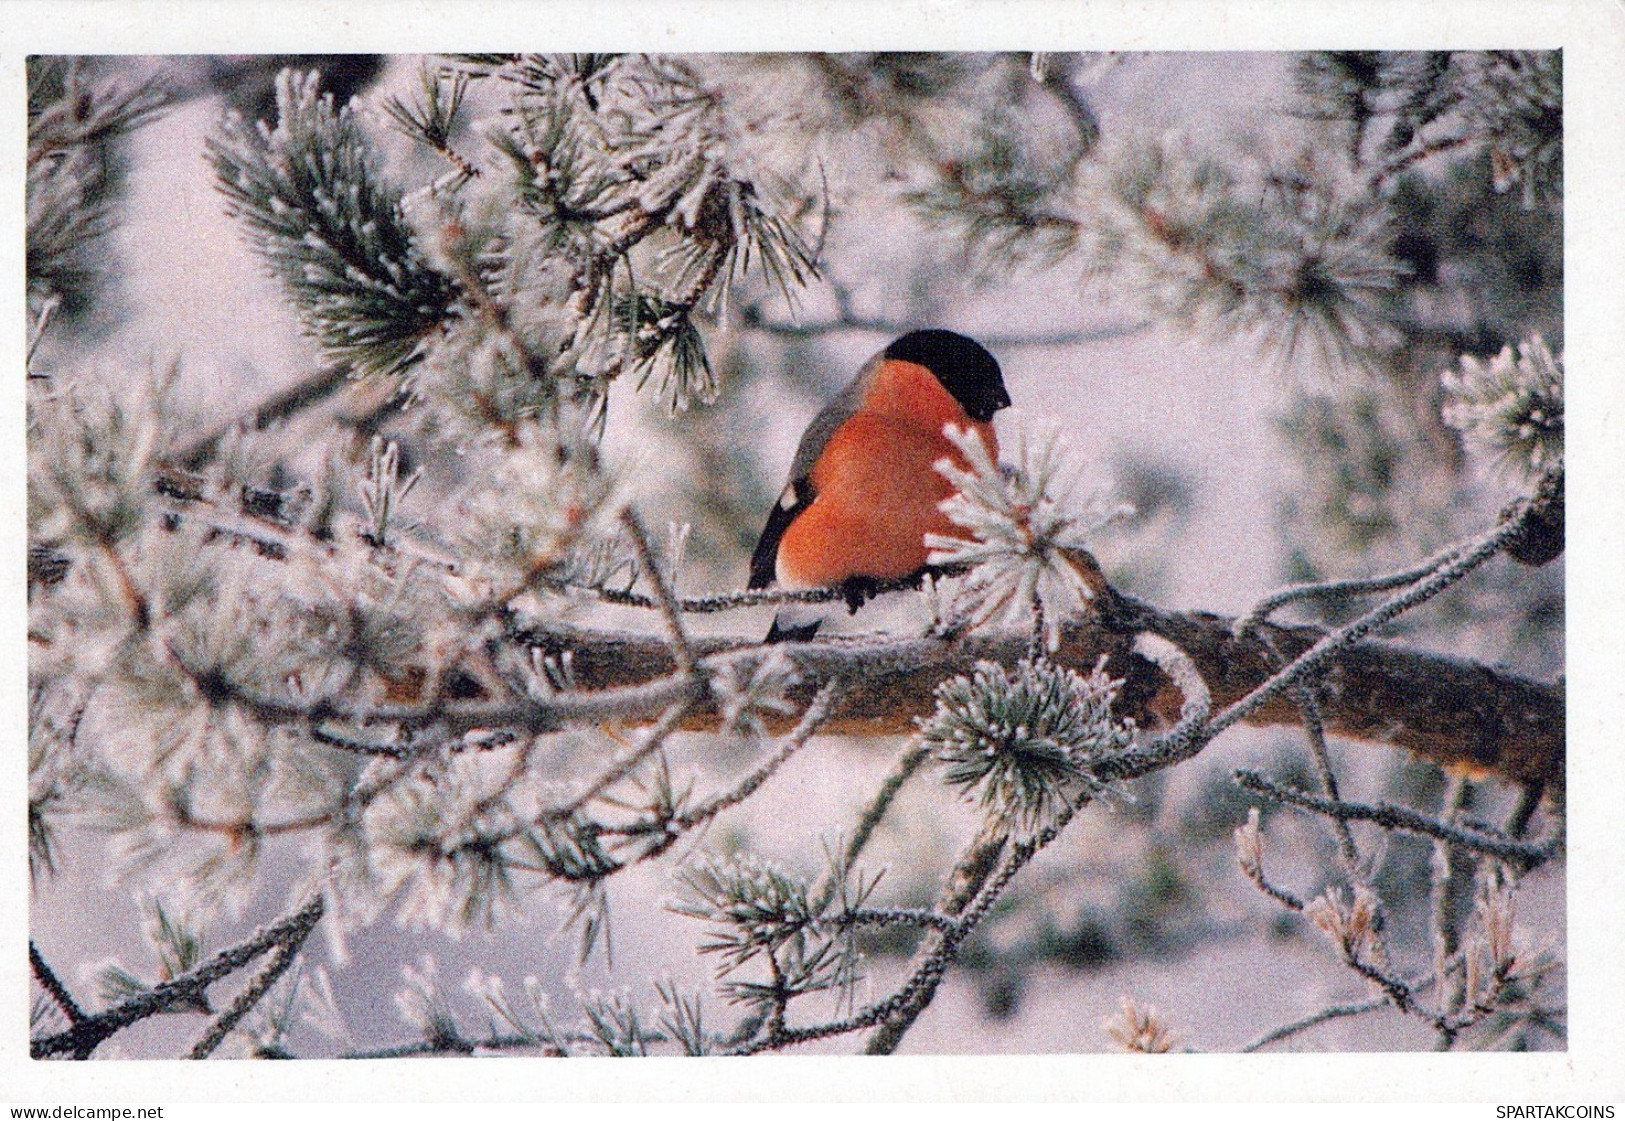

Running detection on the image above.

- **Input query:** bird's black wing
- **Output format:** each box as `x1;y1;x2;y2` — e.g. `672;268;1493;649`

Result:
747;358;877;591
748;478;812;590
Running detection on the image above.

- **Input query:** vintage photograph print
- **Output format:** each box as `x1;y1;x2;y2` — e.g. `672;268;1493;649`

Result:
27;52;1564;1060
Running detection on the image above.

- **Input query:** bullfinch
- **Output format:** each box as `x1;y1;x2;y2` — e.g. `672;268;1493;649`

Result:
748;329;1012;641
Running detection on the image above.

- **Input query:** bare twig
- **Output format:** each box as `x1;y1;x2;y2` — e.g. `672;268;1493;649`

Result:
342;1034;525;1059
310;725;411;759
1506;784;1544;839
1371;132;1474;185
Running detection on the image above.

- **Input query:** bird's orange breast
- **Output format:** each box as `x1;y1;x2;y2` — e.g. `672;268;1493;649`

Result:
775;361;999;589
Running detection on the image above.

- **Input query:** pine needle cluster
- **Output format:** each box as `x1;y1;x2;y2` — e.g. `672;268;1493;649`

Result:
917;658;1132;832
1441;335;1564;480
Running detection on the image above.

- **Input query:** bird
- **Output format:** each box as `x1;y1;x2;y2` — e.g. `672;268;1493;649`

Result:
748;329;1012;642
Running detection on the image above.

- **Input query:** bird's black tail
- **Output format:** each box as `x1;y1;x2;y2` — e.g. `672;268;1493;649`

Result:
764;606;822;643
762;574;908;642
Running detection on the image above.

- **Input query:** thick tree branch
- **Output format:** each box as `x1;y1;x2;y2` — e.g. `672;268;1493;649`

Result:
504;592;1561;794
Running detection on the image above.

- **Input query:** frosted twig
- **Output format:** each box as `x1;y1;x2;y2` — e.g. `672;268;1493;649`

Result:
188;913;318;1059
1234;545;1465;638
811;743;930;913
621;507;696;676
1241;997;1388;1052
738;305;1148;350
29;942;85;1025
1037;57;1100;150
1430;773;1475;1040
863;803;1083;1055
1208;515;1525;740
834;908;958;935
310;726;411;759
1234;771;1556;872
548;697;695;822
544;570;960;614
1283;674;1361;875
670;683;839;829
1096;633;1212;777
32;896;326;1060
1234;808;1305;912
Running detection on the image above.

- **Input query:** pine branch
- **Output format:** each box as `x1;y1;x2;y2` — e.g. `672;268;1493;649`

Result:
1035;55;1100;152
209;70;458;377
40;490;1561;798
27;58;170;313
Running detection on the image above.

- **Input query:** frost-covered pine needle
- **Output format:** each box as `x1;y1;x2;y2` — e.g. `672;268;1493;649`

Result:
927;423;1130;650
1104;995;1177;1053
709;649;801;738
359;436;423;548
1440;334;1563;479
916;658;1132;832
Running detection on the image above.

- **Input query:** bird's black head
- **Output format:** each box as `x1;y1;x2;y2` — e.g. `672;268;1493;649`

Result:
884;329;1011;422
